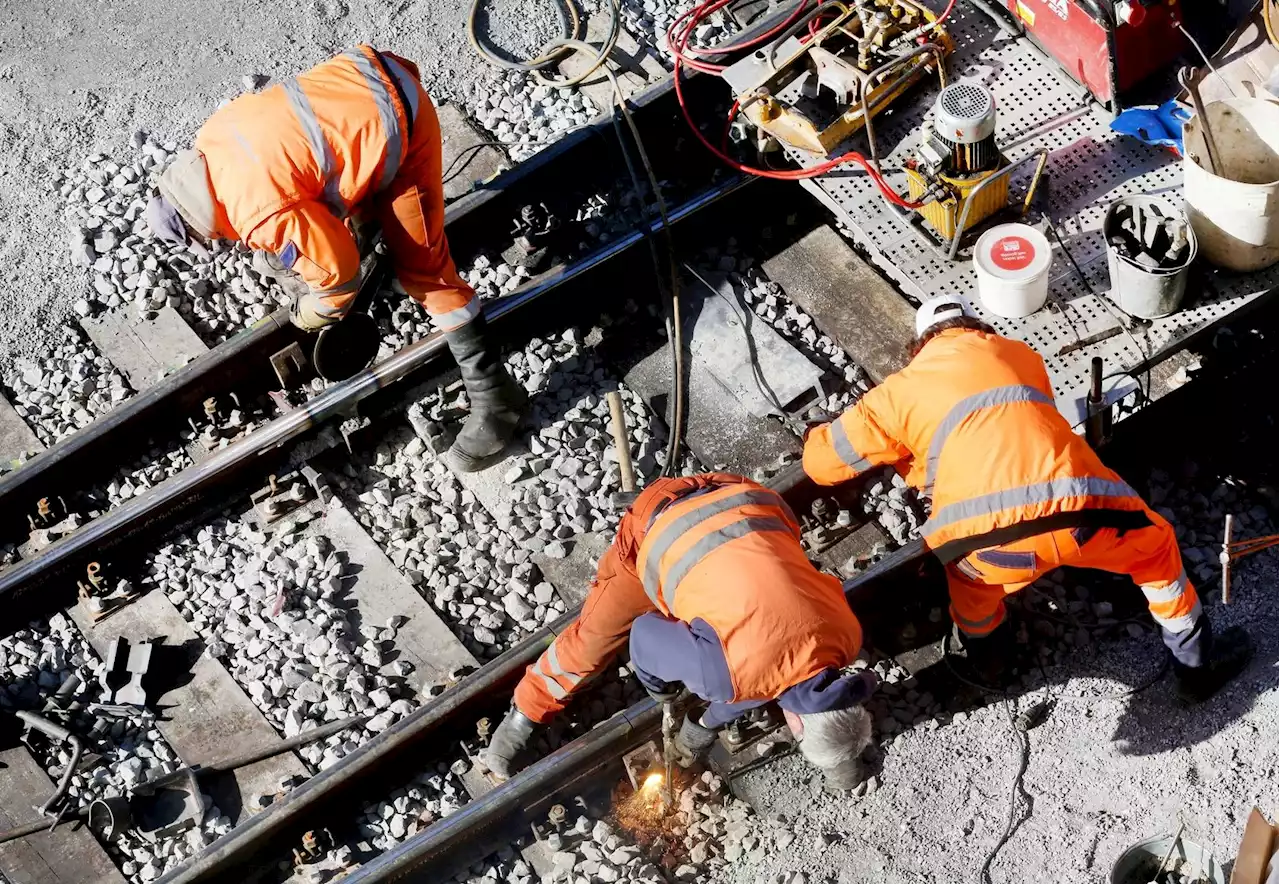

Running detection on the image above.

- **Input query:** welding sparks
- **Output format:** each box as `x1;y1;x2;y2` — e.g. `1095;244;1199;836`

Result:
640;772;664;796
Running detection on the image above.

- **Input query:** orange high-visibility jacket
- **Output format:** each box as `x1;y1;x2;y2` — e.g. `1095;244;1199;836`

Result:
195;46;419;305
632;476;862;702
803;328;1148;557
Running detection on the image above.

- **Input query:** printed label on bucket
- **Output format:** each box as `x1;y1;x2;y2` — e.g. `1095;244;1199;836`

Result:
989;236;1036;271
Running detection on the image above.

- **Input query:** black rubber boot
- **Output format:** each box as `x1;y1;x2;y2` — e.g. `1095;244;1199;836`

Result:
443;315;527;472
483;706;538;780
953;619;1015;690
1173;623;1254;705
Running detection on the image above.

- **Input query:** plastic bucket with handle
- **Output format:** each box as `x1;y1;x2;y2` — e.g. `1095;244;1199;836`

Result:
972;223;1052;318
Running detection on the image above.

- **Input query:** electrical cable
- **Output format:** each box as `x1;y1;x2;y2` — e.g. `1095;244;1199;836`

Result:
667;0;930;205
534;0;623;87
441;140;508;186
466;0;581;72
1265;0;1279;48
559;42;687;474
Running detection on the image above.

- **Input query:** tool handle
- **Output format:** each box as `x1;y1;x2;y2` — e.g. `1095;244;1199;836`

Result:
606;392;637;493
15;710;72;743
1221;514;1233;605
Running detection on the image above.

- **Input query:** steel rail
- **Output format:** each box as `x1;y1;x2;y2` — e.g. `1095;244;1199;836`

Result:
331;537;919;883
0;175;751;630
154;461;812;884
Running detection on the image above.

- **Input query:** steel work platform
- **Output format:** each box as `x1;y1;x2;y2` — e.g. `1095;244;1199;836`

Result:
723;3;1276;402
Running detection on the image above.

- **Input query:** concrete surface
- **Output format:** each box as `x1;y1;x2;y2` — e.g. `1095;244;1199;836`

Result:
317;498;479;692
80;305;208;392
69;591;307;822
0;746;127;884
762;225;917;383
438;103;508;203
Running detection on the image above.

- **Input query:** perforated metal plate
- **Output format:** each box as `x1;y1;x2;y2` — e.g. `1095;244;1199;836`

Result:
726;5;1275;400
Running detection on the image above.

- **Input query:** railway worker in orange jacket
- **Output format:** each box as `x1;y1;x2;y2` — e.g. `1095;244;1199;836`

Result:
483;473;876;790
802;295;1251;703
144;46;525;471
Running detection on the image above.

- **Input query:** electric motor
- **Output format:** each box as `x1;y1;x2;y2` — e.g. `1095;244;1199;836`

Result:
918;82;1000;176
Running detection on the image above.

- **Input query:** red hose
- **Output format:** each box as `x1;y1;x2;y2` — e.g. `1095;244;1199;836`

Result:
668;0;928;206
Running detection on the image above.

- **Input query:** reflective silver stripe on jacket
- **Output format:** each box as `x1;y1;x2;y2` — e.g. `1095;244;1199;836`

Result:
281;80;346;218
921;476;1137;537
382;55;421;127
660;515;794;610
830;418;873;473
1141;570;1189;605
344;48;404;191
431;299;482;331
923;384;1054;495
1150;598;1203;633
640;488;794;604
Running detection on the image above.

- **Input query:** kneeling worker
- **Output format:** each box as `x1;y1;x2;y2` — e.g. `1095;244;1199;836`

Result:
484;473;876;790
802;296;1251;702
145;46;524;470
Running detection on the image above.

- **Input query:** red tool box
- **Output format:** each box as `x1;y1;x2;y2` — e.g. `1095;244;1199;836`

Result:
1002;0;1186;107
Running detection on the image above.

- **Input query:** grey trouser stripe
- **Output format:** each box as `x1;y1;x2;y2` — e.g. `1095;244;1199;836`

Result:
953;604;1004;635
923;384;1054;495
282;80;346;218
641;488;793;603
344;49;403;191
544;640;584;687
660;515;794;610
922;477;1137;536
831;418;873;473
431;300;482;331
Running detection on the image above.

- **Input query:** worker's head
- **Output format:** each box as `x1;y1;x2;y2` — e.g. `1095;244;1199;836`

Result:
792;704;872;793
910;295;995;358
145;150;216;257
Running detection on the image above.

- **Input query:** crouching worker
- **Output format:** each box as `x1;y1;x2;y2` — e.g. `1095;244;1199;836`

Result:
483;472;877;791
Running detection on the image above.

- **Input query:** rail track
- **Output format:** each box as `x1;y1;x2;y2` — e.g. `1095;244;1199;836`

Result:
1;3;1276;883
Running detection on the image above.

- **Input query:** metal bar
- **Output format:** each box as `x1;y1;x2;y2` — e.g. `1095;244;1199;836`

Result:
1221;513;1233;604
197;715;369;776
0;176;750;630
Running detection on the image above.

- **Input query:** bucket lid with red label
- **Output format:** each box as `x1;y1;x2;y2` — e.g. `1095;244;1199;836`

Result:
973;223;1052;282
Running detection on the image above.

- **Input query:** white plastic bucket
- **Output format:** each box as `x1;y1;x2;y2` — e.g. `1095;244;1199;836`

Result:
1182;97;1279;271
972;223;1052;318
1110;833;1224;884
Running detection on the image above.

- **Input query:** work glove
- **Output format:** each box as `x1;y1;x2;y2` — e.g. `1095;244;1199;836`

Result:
671;712;717;768
483;706;539;781
289;293;340;333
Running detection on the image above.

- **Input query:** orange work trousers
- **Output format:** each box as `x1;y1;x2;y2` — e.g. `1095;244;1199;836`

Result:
513;542;656;723
371;96;479;332
947;508;1201;638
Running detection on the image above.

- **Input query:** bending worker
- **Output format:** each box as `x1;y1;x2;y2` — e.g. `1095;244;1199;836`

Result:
484;473;876;790
144;46;524;471
803;296;1251;703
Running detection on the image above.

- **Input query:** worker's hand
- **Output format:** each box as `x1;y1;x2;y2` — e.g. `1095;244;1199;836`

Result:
289;294;340;332
671;713;717;768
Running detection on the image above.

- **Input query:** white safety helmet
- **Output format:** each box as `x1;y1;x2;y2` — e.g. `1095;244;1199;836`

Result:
915;295;975;338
